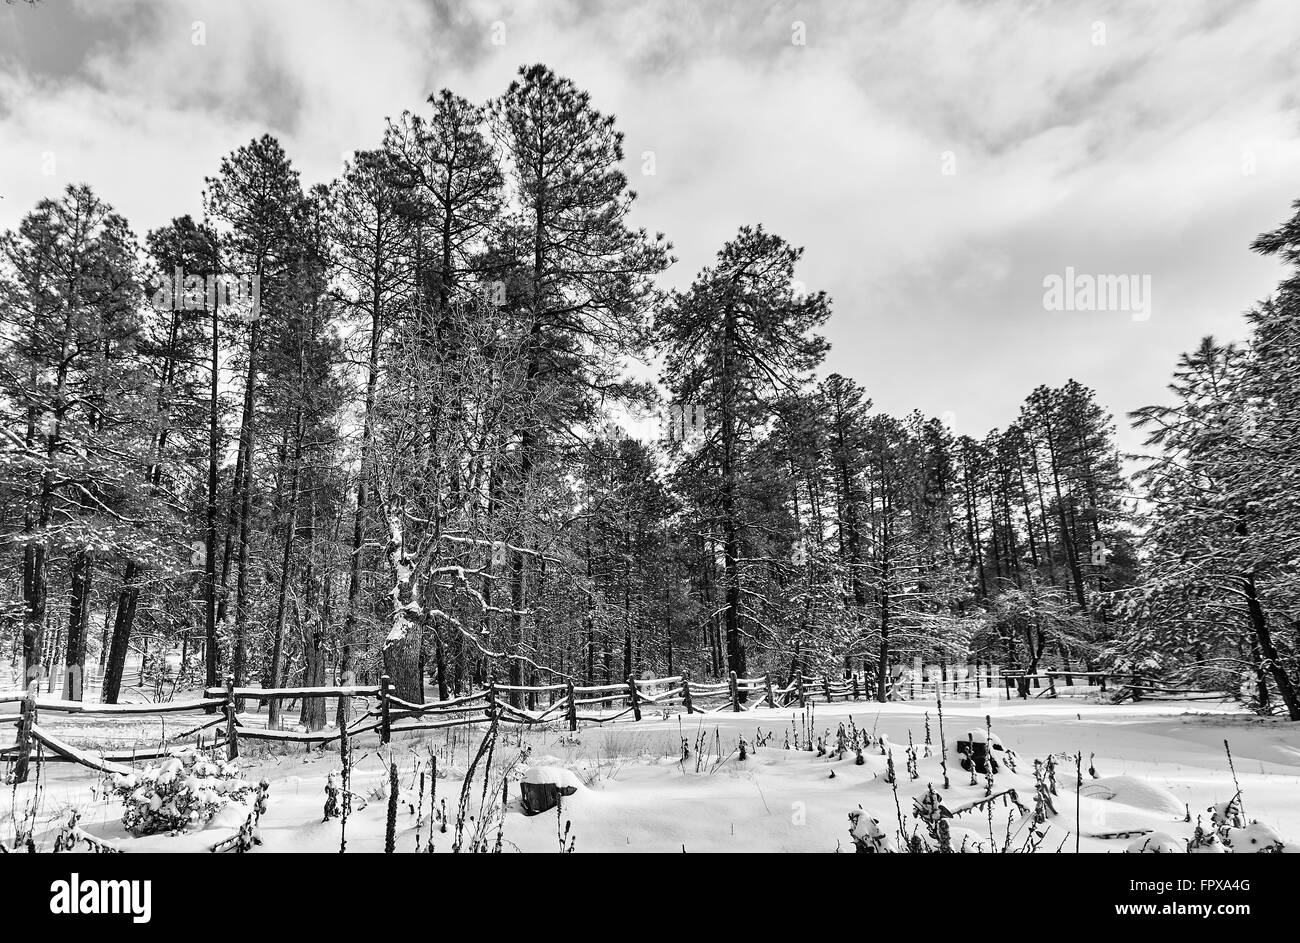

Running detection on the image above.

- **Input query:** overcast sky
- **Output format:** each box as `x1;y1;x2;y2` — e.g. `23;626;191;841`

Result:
2;0;1299;456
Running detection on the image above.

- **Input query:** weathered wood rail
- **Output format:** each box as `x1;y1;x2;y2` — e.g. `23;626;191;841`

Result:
0;669;868;781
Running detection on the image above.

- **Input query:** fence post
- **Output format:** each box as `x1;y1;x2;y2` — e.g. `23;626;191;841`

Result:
851;672;860;701
566;681;578;731
728;671;740;712
621;671;637;717
764;673;776;709
224;674;238;761
337;695;350;774
486;679;498;720
1047;674;1058;698
796;670;806;708
336;684;351;750
379;674;392;745
681;675;695;714
11;690;36;784
822;676;832;703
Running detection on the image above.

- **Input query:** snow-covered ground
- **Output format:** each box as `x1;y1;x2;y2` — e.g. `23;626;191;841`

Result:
7;697;1299;853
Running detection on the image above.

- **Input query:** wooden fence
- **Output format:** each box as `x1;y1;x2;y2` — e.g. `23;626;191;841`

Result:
996;670;1224;702
0;669;870;782
901;668;1225;703
2;667;1223;784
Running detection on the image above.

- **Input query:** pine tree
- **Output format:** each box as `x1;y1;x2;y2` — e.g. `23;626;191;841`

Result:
490;64;670;696
328;147;416;685
657;225;829;682
203;135;305;702
99;215;213;703
0;186;160;693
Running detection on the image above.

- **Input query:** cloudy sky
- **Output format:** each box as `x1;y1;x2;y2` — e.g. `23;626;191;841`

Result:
2;0;1299;455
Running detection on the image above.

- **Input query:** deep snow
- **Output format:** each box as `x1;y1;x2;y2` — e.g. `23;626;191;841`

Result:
6;697;1299;853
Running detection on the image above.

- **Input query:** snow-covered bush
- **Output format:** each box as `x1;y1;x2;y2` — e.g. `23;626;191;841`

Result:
1188;823;1227;853
847;808;896;853
109;750;256;836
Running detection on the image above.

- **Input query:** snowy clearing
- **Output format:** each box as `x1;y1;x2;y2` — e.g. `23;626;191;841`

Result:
7;698;1299;853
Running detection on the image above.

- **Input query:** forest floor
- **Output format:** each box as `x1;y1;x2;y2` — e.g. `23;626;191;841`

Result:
6;697;1299;853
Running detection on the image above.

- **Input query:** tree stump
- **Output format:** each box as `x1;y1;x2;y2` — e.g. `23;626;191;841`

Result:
519;768;581;816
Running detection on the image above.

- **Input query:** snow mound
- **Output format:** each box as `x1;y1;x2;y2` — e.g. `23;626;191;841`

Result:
1127;832;1184;853
1225;823;1285;853
1080;776;1183;816
947;825;992;853
527;754;569;769
205;801;253;831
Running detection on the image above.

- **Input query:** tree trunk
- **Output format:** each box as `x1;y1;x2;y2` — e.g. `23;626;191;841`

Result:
299;622;327;731
875;452;894;702
719;307;746;685
230;317;263;711
382;512;425;702
1243;574;1300;721
204;297;221;698
103;560;139;704
267;395;305;729
344;277;385;677
61;550;93;701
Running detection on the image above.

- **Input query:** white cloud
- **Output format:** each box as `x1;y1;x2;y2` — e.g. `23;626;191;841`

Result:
1;0;1298;454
